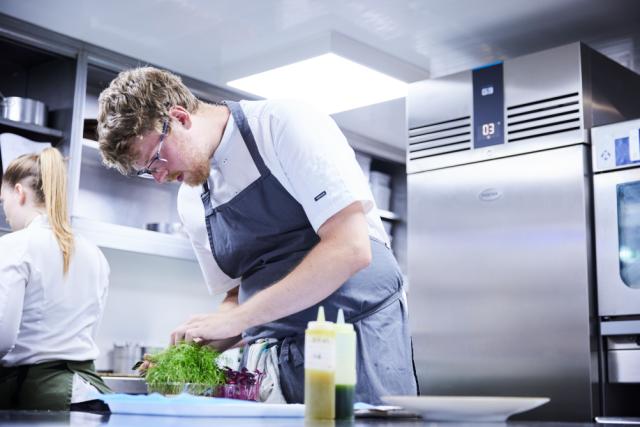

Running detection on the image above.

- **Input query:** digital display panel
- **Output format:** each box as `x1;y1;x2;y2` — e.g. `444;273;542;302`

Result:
472;63;504;148
615;129;640;166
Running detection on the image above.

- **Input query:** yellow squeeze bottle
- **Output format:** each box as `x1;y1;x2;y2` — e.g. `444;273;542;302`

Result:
304;306;336;419
334;308;356;419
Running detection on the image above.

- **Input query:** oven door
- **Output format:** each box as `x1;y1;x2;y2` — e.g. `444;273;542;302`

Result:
594;167;640;316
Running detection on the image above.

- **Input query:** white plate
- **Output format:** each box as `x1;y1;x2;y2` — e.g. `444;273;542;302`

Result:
382;395;550;422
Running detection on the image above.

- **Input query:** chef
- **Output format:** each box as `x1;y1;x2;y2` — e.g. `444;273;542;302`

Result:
0;148;111;410
96;67;417;404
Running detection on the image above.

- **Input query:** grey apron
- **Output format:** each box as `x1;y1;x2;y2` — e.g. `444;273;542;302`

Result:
201;101;417;404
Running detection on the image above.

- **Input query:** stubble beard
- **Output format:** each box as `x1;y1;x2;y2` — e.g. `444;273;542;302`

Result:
184;159;210;186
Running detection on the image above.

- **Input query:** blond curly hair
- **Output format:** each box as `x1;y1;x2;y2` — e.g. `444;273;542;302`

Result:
97;67;200;175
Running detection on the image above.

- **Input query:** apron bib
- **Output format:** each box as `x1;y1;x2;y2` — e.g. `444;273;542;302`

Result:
201;101;417;403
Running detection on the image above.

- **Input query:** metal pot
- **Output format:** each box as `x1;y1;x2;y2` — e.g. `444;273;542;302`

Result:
112;342;142;375
0;93;48;127
145;222;184;235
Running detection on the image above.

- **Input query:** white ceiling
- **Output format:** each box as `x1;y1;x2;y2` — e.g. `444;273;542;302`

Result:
1;0;639;151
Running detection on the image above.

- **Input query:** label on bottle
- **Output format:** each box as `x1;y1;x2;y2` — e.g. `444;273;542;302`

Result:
305;334;335;371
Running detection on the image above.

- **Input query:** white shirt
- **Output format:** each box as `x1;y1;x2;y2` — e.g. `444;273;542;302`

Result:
0;215;110;366
178;99;388;295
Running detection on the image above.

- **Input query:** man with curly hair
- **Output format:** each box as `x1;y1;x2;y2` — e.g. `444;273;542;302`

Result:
97;67;417;404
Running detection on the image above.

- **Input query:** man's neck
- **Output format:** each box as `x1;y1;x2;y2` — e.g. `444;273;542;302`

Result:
200;103;231;160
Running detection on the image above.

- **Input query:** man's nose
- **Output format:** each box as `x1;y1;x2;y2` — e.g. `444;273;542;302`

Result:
152;169;168;183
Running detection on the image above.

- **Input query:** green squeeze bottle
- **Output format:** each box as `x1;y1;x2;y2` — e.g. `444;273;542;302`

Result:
304;306;336;420
334;308;356;420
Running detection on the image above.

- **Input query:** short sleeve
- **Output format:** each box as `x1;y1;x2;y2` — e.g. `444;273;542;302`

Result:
188;235;240;296
177;184;240;295
269;101;374;231
0;234;28;357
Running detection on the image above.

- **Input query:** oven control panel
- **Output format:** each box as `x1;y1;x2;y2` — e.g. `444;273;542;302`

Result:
592;118;640;172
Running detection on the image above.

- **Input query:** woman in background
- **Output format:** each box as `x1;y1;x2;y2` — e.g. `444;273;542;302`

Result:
0;148;111;410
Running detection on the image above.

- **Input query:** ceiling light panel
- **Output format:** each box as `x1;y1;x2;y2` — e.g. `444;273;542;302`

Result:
227;53;408;114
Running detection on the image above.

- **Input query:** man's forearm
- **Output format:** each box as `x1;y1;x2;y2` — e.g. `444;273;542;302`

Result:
237;220;371;329
238;241;365;328
219;286;239;312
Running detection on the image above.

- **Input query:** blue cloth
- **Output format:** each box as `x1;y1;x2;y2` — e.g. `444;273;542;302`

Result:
99;393;255;405
95;393;305;418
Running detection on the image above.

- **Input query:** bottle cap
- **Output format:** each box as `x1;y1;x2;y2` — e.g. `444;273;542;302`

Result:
334;308;354;332
307;306;334;330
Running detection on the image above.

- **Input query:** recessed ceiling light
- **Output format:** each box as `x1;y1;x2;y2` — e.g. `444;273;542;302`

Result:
227;53;408;115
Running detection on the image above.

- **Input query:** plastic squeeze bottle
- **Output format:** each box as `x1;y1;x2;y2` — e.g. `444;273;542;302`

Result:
334;308;356;420
304;306;336;419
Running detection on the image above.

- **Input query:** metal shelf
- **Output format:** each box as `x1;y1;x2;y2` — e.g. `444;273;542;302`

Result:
1;213;195;262
82;138;99;150
0;117;65;142
72;216;196;261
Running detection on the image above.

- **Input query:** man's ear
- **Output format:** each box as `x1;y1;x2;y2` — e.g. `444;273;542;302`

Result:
15;183;27;206
168;106;192;130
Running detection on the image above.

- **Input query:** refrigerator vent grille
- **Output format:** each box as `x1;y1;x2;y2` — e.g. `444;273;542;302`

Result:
506;92;581;142
408;116;471;161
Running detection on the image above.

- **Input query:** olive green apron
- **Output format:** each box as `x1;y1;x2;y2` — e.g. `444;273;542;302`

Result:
0;360;111;410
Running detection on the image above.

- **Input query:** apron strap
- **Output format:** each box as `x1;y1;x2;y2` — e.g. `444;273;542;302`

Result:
275;289;403;365
201;101;270;202
200;181;214;214
347;289;402;324
224;101;270;177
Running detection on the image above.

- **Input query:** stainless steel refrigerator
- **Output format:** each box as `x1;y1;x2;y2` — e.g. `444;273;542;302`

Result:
407;43;640;421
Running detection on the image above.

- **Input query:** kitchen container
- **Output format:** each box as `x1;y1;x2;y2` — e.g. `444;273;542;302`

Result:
145;222;183;235
147;382;212;396
147;376;264;401
355;152;372;180
304;306;336;420
370;171;392;211
334;309;356;420
0;95;48;127
112;342;142;375
214;381;264;401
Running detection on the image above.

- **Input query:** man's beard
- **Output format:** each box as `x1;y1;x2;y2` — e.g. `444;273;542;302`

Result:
184;158;210;186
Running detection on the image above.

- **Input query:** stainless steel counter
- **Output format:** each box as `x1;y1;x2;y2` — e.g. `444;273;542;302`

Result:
0;411;602;427
101;376;147;394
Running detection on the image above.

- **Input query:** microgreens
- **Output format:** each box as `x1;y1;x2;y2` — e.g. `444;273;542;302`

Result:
145;343;225;393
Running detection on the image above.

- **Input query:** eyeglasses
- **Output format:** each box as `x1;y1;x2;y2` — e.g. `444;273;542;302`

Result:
134;120;169;177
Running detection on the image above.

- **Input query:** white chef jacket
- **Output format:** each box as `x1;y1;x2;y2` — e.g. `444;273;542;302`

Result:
0;215;109;366
178;99;389;295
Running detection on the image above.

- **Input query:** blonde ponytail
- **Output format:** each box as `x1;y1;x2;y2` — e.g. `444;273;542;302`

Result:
38;148;74;274
3;148;75;274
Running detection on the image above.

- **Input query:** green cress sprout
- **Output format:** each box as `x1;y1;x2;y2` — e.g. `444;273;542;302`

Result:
145;343;225;395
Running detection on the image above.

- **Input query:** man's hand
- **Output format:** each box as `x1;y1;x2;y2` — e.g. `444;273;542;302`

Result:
170;311;246;349
135;353;155;376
